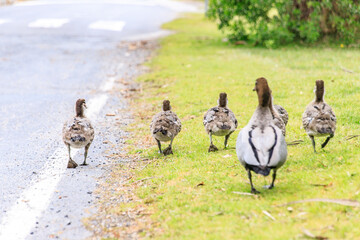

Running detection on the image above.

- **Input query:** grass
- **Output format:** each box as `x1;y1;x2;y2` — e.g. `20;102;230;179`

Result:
122;14;360;239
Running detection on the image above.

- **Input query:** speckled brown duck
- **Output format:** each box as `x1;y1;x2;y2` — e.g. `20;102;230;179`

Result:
273;104;288;126
203;93;238;152
150;100;181;155
269;95;287;136
302;80;336;152
63;99;94;168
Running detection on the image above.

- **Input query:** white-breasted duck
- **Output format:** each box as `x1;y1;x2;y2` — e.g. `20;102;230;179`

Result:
302;80;336;152
203;92;238;152
63;99;94;168
150;100;181;155
236;78;287;194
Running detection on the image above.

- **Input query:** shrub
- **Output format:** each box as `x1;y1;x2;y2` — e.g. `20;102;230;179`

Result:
207;0;360;47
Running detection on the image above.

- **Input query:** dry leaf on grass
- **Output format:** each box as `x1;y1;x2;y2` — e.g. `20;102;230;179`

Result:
310;183;333;188
196;182;205;187
302;228;328;240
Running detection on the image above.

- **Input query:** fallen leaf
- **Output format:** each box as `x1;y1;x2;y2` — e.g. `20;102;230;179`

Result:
106;113;116;117
196;182;204;187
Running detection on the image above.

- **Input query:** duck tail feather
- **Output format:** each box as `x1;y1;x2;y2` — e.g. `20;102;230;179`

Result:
249;165;271;176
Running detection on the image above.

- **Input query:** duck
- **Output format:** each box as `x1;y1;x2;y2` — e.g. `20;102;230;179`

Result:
273;103;288;126
236;77;287;194
150;100;181;155
63;99;94;168
270;96;287;136
302;80;336;153
203;92;238;152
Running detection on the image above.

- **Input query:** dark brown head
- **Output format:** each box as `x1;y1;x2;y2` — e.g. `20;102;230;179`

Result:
315;80;325;102
75;99;87;117
253;77;271;107
218;92;227;107
162;100;171;111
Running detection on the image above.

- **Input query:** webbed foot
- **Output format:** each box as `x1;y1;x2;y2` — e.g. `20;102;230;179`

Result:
208;144;218;152
251;188;260;194
163;146;173;156
67;159;78;168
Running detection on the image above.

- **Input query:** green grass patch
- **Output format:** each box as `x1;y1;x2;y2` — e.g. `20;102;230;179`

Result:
129;14;360;239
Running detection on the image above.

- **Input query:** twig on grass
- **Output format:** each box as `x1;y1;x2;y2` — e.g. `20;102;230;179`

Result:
302;228;328;240
277;198;360;207
134;177;155;184
340;66;355;73
345;135;360;140
286;139;304;146
262;210;276;221
139;159;158;171
232;191;256;196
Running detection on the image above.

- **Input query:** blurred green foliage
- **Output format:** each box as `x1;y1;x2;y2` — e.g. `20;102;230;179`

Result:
208;0;360;47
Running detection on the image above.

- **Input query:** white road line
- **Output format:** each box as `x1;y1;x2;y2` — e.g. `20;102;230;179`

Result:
0;19;10;25
88;20;125;32
28;18;70;28
0;89;111;240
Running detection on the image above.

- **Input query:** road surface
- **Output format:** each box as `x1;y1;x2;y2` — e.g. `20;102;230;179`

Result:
0;1;199;239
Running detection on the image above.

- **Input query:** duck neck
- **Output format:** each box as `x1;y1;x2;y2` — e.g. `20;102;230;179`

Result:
76;104;84;117
315;89;324;103
315;80;325;103
258;89;271;108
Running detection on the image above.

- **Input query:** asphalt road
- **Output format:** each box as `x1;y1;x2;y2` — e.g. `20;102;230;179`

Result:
0;1;199;239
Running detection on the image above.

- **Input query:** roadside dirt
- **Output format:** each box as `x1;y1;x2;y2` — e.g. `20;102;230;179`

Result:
85;40;160;239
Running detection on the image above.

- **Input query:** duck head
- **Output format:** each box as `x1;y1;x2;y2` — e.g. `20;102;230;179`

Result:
315;80;325;102
253;77;271;107
218;92;228;107
76;98;87;117
162;100;171;111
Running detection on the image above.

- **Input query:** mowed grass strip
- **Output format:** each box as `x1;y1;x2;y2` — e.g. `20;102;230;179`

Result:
126;14;360;239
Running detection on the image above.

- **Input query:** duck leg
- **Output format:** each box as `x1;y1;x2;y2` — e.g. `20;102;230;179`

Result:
224;133;232;149
321;134;334;149
247;169;260;194
67;144;78;168
81;143;91;166
208;133;218;152
156;139;162;154
163;138;173;156
310;135;316;153
264;169;277;189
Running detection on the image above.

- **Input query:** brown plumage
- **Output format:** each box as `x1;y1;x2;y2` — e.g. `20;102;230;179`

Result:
63;99;94;168
150;100;181;155
302;80;336;152
203;93;238;152
273;104;288;126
